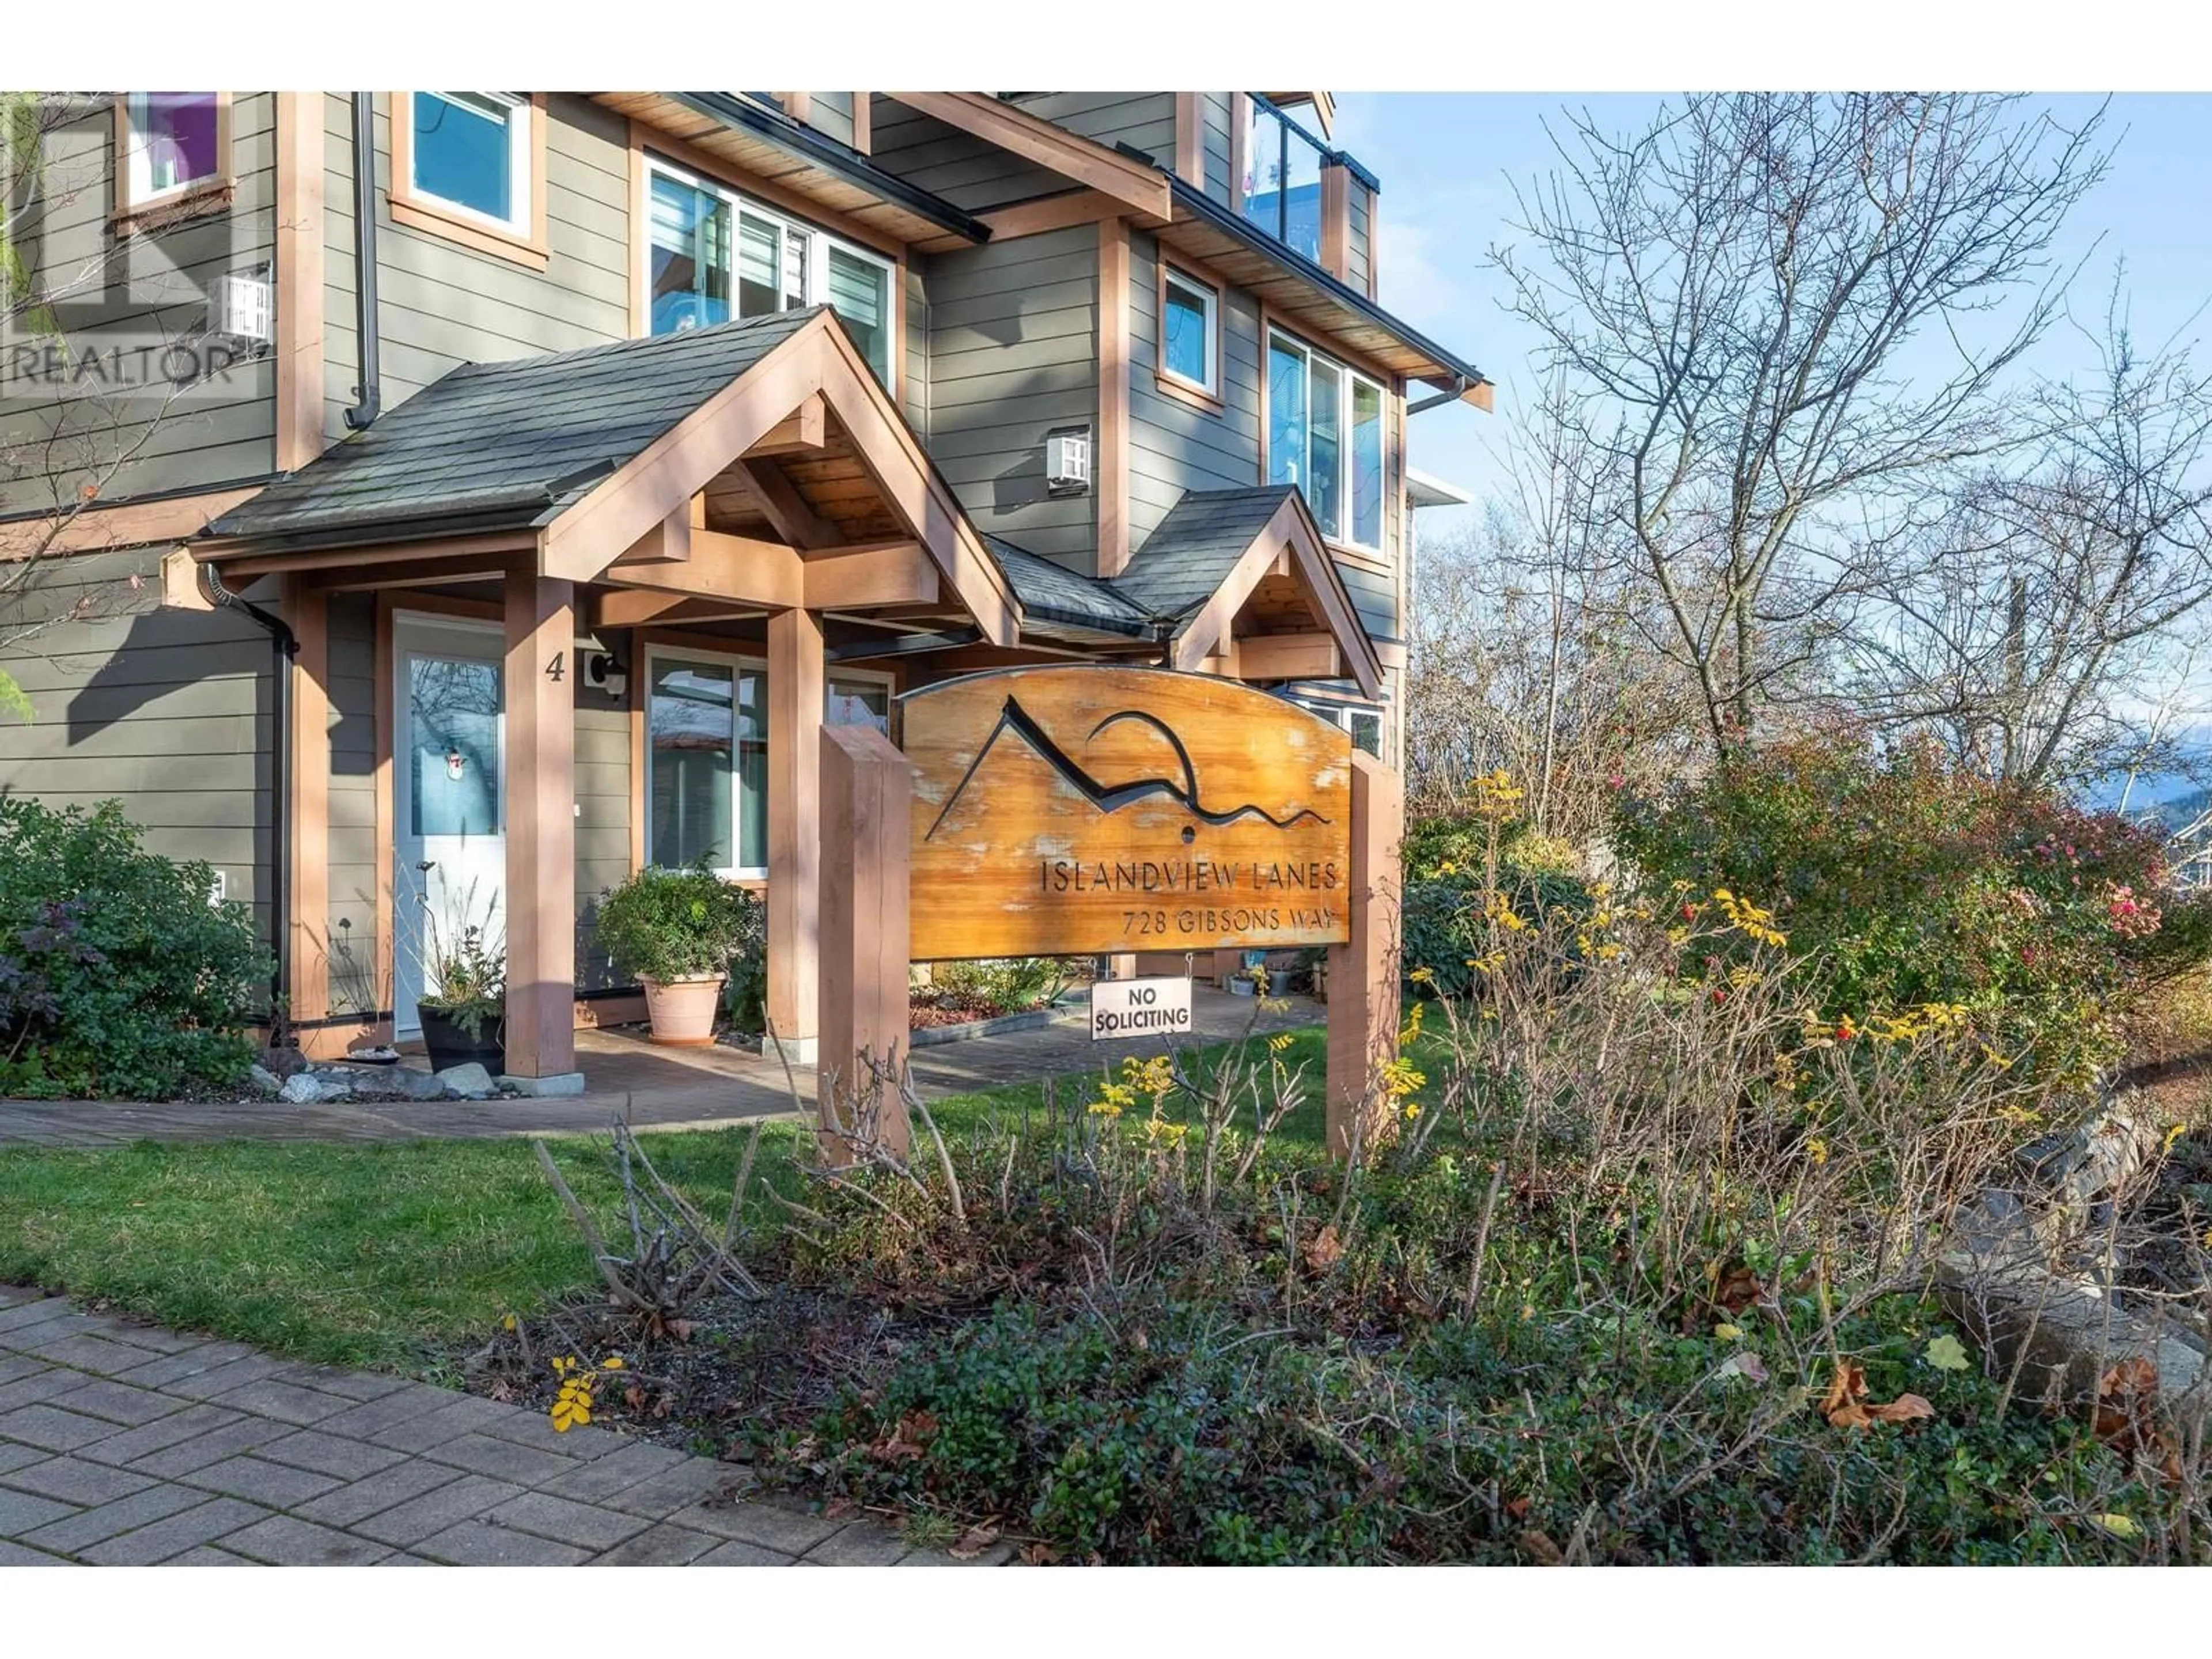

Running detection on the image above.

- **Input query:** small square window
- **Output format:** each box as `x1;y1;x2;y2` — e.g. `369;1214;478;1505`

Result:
124;93;224;204
410;92;531;233
1161;267;1218;394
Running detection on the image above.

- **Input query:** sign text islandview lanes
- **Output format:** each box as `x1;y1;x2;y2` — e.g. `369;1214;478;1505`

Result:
903;665;1354;960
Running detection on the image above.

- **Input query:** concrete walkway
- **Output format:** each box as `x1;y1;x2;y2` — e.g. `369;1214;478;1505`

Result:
0;1286;992;1567
0;989;1313;1149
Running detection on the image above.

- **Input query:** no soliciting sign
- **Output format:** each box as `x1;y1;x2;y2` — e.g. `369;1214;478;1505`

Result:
1090;976;1194;1040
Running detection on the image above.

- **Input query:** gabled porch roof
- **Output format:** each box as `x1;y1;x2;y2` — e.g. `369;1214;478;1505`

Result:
198;309;1021;647
1112;485;1383;697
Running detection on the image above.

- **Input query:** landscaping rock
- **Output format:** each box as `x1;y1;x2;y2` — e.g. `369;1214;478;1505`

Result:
434;1063;497;1100
245;1065;283;1097
377;1067;454;1102
279;1071;355;1106
1941;1086;2212;1429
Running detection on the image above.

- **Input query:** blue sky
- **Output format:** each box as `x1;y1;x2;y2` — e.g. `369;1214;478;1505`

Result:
1333;93;2212;541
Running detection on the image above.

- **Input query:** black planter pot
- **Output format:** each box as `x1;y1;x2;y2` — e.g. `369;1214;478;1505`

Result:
419;1007;505;1075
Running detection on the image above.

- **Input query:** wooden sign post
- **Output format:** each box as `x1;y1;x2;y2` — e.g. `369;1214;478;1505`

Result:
815;724;915;1166
819;666;1401;1164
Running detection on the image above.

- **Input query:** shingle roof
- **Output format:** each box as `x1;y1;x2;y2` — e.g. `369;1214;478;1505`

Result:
1108;486;1298;624
206;310;822;544
982;536;1152;637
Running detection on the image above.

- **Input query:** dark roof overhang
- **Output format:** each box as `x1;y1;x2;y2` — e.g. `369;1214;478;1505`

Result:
670;93;993;245
1162;175;1488;400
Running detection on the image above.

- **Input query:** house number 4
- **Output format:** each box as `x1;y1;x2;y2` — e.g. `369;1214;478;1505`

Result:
546;650;565;682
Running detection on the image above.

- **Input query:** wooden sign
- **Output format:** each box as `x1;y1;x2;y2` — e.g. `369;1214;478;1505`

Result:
904;666;1353;960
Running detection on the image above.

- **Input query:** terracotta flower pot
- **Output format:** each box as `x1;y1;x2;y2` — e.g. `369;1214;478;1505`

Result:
641;974;726;1046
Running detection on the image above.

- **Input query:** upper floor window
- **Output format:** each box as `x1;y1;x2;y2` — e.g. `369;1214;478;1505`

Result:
1240;96;1326;264
389;93;547;268
1267;329;1386;552
125;93;222;199
115;93;232;226
646;160;893;386
1160;265;1218;396
410;92;532;234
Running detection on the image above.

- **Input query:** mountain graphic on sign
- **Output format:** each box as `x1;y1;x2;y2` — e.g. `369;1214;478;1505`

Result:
924;696;1331;842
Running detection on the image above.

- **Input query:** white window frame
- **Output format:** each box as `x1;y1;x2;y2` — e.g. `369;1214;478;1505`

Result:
410;92;533;237
1160;264;1219;396
827;666;897;736
1267;327;1388;556
643;645;771;882
1295;695;1385;757
122;92;226;209
643;156;898;384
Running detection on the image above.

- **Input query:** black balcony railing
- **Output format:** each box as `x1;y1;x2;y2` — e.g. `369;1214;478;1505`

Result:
1238;94;1334;263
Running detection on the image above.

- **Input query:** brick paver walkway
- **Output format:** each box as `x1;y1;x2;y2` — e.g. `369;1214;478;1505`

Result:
0;1287;998;1567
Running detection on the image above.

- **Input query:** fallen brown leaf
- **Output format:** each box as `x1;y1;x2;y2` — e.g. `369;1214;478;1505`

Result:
1866;1392;1934;1425
1828;1390;1935;1429
1713;1260;1764;1315
1018;1541;1062;1566
1518;1529;1565;1566
1304;1224;1344;1273
1820;1360;1868;1416
870;1408;938;1464
950;1521;1003;1560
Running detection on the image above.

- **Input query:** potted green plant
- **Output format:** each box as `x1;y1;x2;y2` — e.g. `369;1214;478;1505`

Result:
414;904;506;1074
595;865;757;1046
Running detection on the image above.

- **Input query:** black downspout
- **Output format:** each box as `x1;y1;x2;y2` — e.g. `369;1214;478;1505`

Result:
343;93;381;431
205;564;296;1045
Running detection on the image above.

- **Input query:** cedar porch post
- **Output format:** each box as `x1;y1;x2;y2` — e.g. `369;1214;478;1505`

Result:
1326;751;1403;1160
503;566;582;1092
816;724;914;1165
767;606;825;1060
281;576;331;1050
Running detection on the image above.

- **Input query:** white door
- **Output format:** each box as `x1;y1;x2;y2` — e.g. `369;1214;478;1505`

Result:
393;616;506;1038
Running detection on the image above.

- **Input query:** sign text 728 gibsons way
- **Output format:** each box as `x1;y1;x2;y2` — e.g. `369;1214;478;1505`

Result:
903;665;1353;960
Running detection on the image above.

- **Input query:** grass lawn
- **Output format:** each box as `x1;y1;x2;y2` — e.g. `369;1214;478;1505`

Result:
0;1026;1335;1375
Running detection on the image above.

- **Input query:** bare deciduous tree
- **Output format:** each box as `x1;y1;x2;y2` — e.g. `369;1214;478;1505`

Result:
1495;93;2111;748
1848;281;2212;789
1405;378;1701;842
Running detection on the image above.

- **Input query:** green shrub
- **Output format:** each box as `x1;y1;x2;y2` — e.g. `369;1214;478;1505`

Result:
0;798;270;1099
1400;806;1594;998
763;1287;2152;1565
594;864;760;986
915;957;1071;1018
1613;730;2212;1078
